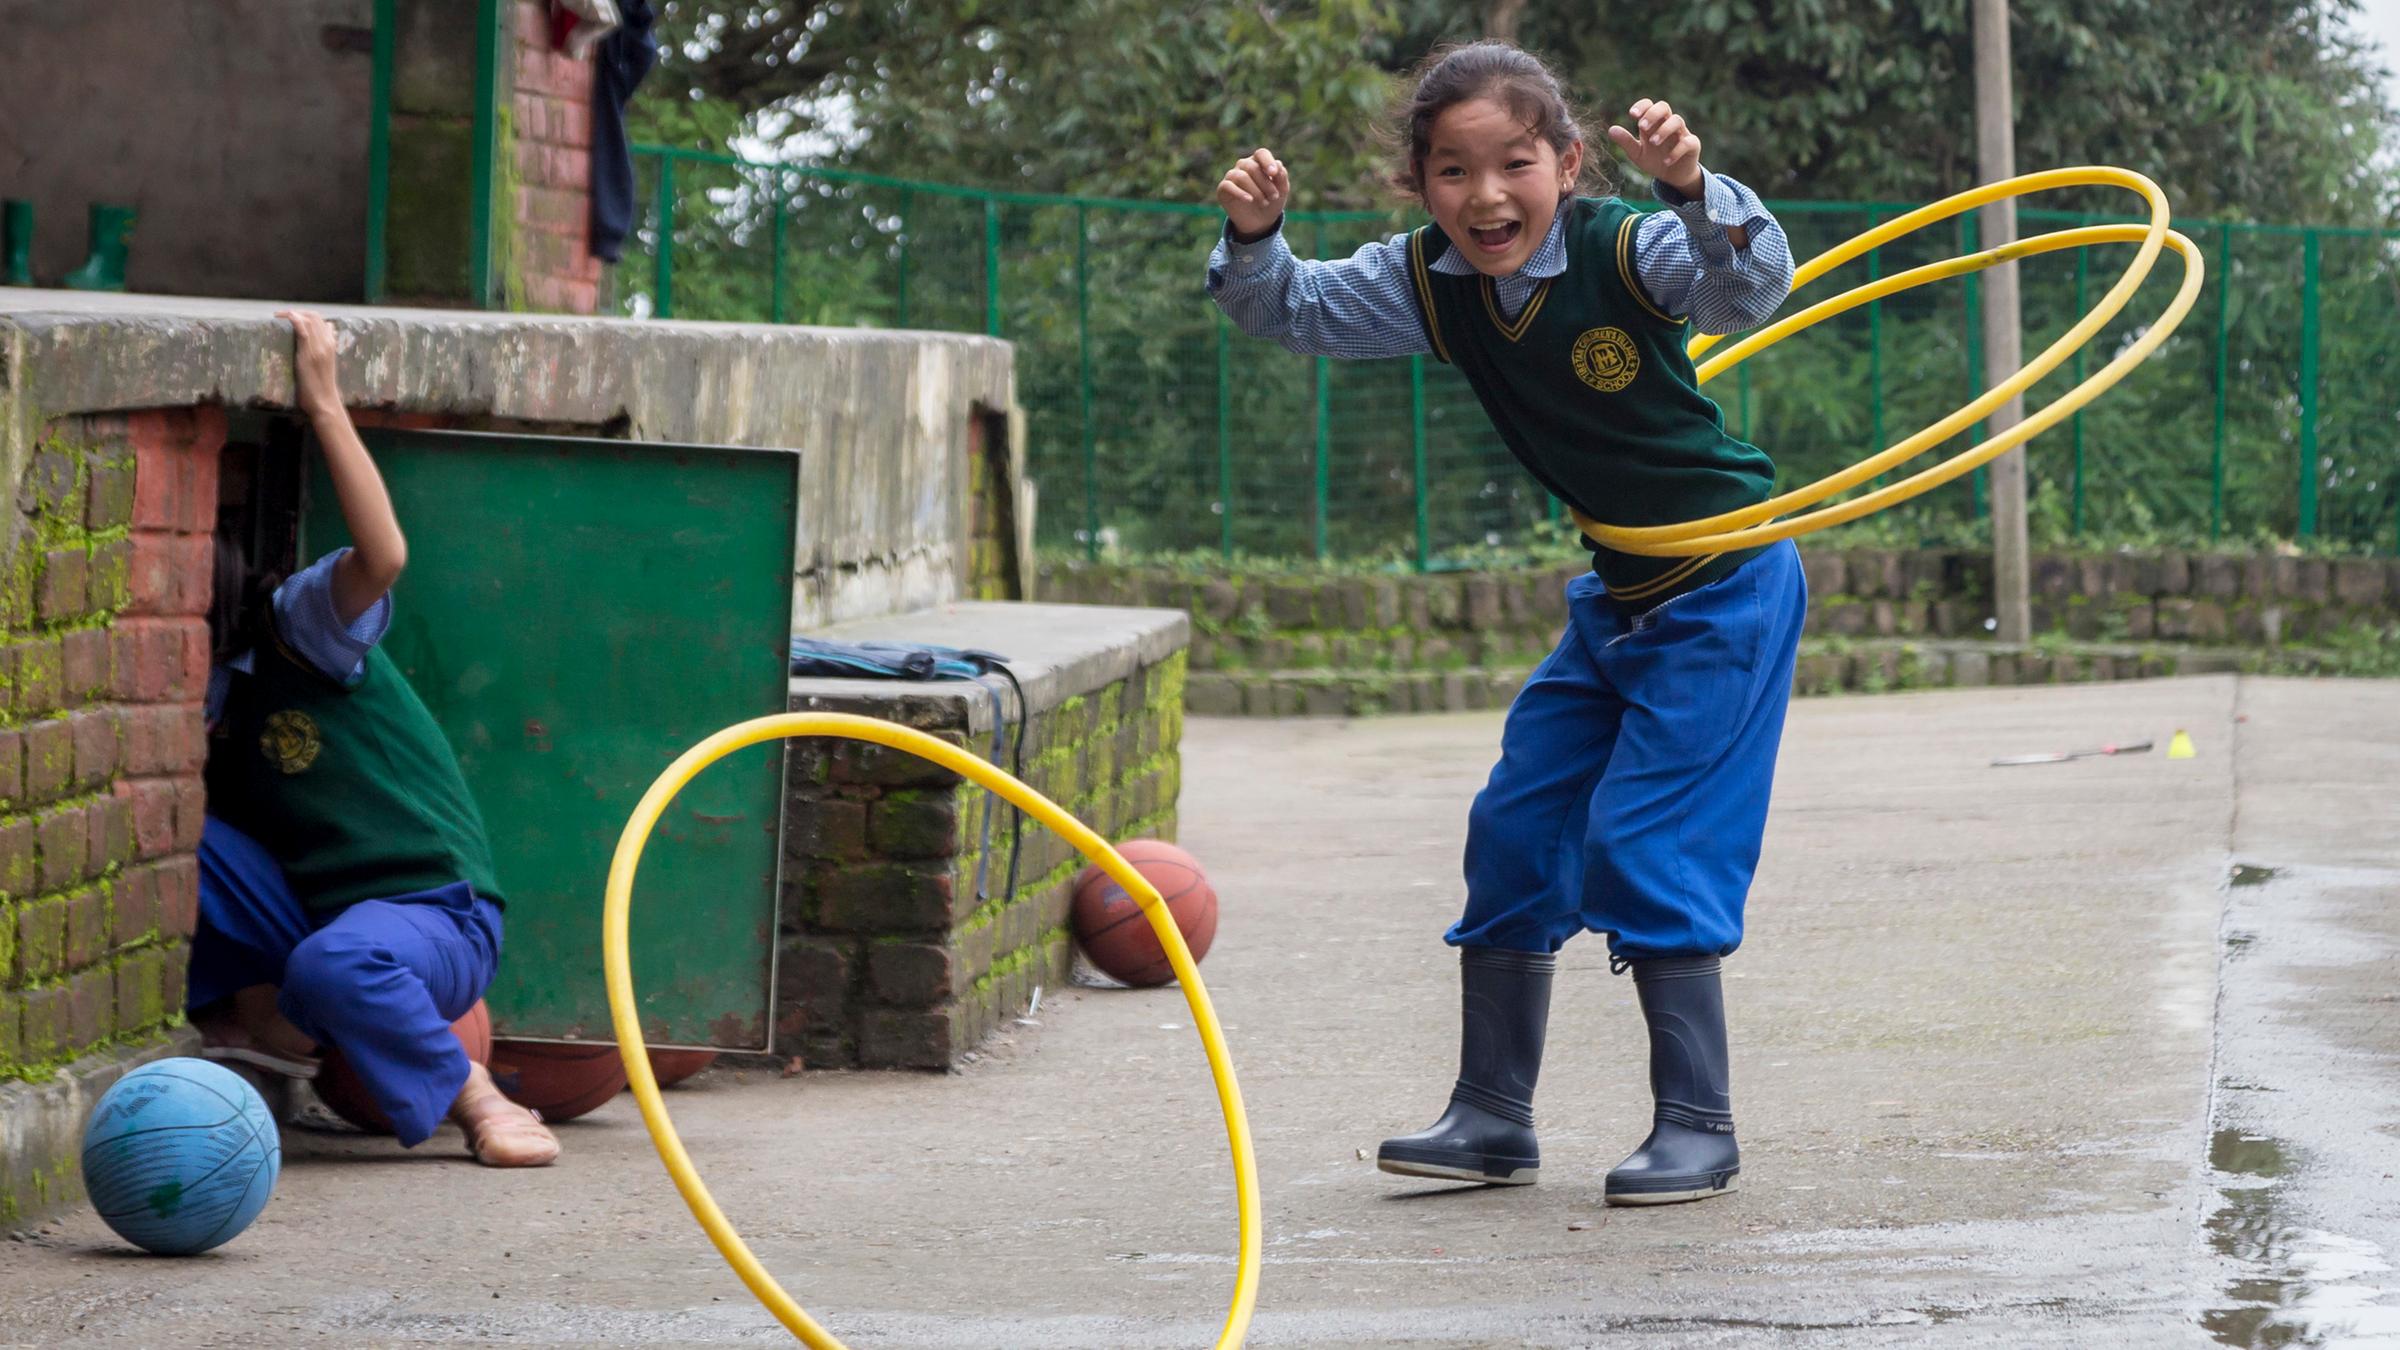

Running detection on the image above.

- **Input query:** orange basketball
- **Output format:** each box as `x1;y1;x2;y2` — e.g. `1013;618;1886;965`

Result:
488;1039;629;1122
647;1048;718;1088
315;1000;492;1134
1071;839;1217;988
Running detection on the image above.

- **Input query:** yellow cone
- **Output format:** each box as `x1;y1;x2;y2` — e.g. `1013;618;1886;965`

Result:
2167;729;2196;759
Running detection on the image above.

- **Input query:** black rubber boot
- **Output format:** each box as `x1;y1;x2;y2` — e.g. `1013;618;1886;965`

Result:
1605;956;1741;1205
1377;947;1554;1186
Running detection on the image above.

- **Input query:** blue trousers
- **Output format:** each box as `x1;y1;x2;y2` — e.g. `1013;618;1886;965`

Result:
188;816;504;1146
1449;543;1807;960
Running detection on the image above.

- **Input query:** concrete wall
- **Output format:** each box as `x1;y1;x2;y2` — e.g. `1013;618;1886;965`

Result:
0;292;1023;1221
0;1;375;302
0;293;1019;628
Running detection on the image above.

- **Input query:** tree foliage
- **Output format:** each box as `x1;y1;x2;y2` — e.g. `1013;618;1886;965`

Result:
620;4;2400;563
638;0;2397;225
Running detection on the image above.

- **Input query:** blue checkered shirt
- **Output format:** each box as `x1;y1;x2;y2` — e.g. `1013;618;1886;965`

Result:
1207;170;1793;353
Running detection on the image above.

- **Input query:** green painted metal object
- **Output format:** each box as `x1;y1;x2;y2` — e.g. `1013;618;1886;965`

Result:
1217;316;1234;561
2297;230;2321;539
468;0;503;308
1;200;30;287
304;430;798;1047
61;205;136;291
651;154;675;318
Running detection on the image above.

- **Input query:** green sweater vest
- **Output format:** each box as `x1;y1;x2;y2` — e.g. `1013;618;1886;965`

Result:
1410;196;1773;603
206;635;505;914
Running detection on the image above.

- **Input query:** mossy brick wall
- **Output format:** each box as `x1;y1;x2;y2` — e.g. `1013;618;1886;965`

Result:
388;0;599;313
507;0;602;314
0;409;218;1100
1042;548;2400;715
776;652;1187;1070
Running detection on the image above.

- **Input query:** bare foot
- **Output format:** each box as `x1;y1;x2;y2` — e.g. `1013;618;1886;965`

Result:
450;1061;559;1168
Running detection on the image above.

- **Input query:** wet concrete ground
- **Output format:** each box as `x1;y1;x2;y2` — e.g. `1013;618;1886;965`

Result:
3;675;2395;1348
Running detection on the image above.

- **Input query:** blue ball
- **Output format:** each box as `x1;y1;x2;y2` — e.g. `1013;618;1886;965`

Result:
80;1058;280;1255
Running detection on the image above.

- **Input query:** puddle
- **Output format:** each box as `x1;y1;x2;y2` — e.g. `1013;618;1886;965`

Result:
2231;863;2282;888
2202;1128;2400;1346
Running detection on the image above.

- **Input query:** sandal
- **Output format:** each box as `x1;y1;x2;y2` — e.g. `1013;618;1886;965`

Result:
194;1009;323;1080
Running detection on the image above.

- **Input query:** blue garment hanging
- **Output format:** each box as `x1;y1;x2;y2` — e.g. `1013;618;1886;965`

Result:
788;638;1027;907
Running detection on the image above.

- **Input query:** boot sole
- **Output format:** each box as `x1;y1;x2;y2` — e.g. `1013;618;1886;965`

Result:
1604;1169;1739;1206
1376;1149;1539;1186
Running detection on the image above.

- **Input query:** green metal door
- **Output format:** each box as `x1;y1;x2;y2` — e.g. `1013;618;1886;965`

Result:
303;429;797;1048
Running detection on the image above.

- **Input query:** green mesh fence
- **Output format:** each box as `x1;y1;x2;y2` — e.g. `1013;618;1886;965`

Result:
623;146;2400;561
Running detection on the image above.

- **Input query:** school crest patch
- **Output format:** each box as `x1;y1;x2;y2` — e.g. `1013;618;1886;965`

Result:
261;710;322;775
1571;326;1640;393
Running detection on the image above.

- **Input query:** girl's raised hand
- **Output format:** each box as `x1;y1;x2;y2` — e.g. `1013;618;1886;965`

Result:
277;309;346;418
1606;99;1705;197
1217;149;1291;242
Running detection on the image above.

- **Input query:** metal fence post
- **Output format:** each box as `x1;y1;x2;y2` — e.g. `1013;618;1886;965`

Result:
364;0;395;303
1219;315;1235;562
1312;220;1330;560
652;153;675;319
1076;204;1096;560
1867;210;1884;467
468;0;503;308
983;197;1003;337
1314;356;1331;559
1410;354;1429;571
768;170;787;325
895;187;913;327
2071;237;2087;533
2211;223;2231;541
2297;228;2320;539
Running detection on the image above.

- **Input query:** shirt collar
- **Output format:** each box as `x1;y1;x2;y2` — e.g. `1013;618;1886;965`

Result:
1429;201;1571;279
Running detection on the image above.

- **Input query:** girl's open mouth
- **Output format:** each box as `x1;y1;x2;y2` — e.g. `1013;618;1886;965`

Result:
1469;222;1522;252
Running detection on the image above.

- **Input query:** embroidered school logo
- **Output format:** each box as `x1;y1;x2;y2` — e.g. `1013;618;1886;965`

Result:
1571;326;1640;393
260;710;322;775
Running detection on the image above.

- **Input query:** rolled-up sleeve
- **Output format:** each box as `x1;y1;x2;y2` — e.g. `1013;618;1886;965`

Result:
1207;223;1431;360
269;549;392;685
1631;171;1795;335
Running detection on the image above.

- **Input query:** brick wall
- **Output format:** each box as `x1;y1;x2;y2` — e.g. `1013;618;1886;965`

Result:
1045;547;2400;715
385;0;601;313
508;0;601;315
1;410;218;1101
777;652;1188;1070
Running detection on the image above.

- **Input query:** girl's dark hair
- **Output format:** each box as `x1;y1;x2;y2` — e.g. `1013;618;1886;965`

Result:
208;534;283;664
1386;41;1606;203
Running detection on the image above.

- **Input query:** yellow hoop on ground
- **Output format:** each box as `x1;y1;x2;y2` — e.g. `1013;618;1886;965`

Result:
1577;167;2206;558
602;712;1261;1350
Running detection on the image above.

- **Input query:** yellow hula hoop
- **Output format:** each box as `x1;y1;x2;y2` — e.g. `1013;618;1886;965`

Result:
1576;166;2206;557
602;713;1262;1350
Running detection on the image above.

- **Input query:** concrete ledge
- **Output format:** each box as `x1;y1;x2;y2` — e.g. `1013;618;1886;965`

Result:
788;602;1190;731
0;1029;201;1227
0;290;1017;627
0;290;1009;436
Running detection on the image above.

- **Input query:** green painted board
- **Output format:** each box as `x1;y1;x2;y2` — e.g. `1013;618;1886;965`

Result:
304;429;797;1048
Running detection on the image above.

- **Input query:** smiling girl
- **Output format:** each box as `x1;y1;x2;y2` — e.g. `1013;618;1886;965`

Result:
1208;41;1804;1206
